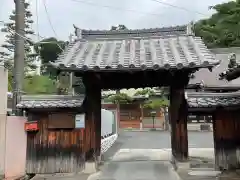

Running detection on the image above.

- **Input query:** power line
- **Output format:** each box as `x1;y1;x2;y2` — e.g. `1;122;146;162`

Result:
69;0;207;16
0;20;64;50
149;0;207;16
42;0;59;38
69;0;168;16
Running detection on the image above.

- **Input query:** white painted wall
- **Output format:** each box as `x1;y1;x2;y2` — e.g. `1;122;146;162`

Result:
101;109;114;137
0;66;7;178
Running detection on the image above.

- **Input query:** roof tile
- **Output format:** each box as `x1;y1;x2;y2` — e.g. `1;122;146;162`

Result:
17;95;84;109
185;91;240;108
81;25;188;40
51;36;219;71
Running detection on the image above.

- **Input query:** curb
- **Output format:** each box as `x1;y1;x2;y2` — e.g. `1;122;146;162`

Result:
122;129;213;132
165;162;183;180
123;130;165;132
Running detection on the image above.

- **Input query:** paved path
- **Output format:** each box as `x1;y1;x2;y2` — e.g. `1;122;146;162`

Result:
88;131;214;180
32;131;214;180
118;130;214;149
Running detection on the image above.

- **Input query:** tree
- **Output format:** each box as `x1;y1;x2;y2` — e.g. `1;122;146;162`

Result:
134;88;155;97
194;0;240;48
0;2;37;71
106;93;133;104
143;98;169;110
23;75;57;94
134;87;169;110
34;38;86;95
34;37;67;77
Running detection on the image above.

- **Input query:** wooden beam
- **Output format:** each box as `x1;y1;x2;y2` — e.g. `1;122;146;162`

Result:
213;110;240;171
169;72;189;162
170;86;188;161
83;74;102;161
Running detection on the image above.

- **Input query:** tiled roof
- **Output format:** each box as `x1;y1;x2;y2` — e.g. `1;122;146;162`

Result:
80;25;188;40
50;36;219;71
189;53;240;88
185;91;240;108
17;95;84;109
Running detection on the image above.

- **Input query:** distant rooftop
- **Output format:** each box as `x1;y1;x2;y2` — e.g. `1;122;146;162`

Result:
17;95;84;109
189;53;240;88
186;91;240;109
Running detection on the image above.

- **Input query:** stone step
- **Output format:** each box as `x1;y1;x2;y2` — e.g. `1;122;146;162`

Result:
190;168;216;171
188;170;221;177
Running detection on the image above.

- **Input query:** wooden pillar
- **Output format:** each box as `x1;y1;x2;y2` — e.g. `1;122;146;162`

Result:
83;74;102;162
169;73;189;162
213;110;240;171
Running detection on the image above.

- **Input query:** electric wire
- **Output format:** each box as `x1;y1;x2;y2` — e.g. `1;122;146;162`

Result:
69;0;208;17
42;0;59;38
149;0;206;16
0;20;64;51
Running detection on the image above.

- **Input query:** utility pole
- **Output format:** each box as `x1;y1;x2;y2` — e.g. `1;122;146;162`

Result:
12;0;25;115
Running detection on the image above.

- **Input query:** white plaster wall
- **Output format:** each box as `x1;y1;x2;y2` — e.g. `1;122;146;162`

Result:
0;66;8;177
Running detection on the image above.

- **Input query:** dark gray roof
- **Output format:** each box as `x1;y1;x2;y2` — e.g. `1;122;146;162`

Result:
17;95;84;109
81;25;188;40
185;91;240;108
51;35;219;71
189;53;240;87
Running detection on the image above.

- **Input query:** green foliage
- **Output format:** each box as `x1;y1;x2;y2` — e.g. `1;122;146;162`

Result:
134;88;155;96
194;0;240;48
143;98;169;109
8;70;13;92
0;2;37;71
73;76;85;95
34;37;67;78
107;93;133;104
23;75;57;94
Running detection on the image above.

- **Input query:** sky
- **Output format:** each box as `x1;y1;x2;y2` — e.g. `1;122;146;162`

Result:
0;0;230;44
0;0;231;93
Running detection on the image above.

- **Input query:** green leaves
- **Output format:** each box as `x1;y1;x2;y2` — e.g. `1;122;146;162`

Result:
106;93;133;104
34;37;67;77
134;88;155;96
195;0;240;48
23;75;57;94
105;88;170;109
143;98;169;110
0;2;36;71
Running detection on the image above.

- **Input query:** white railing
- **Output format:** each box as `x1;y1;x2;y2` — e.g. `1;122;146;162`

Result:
100;109;118;154
101;134;118;154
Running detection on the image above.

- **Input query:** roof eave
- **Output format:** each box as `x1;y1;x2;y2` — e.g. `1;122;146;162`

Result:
222;68;240;81
188;105;240;112
17;105;83;110
49;61;220;73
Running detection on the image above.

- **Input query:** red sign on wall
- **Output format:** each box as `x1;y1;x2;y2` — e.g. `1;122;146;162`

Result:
25;121;39;131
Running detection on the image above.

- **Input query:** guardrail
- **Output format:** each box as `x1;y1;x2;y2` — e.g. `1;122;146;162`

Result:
101;134;118;154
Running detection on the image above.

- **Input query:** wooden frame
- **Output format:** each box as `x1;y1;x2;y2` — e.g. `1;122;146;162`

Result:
48;113;75;129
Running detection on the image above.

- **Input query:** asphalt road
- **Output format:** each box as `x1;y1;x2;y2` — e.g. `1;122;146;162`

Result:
89;131;214;180
118;130;214;149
